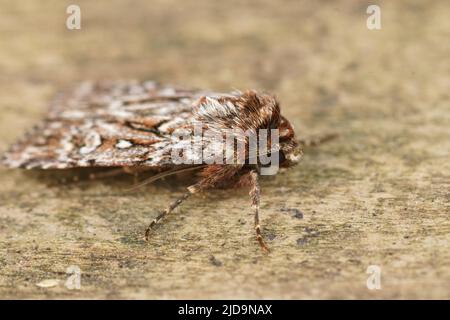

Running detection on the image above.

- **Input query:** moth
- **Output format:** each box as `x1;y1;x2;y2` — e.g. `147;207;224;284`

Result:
1;80;309;252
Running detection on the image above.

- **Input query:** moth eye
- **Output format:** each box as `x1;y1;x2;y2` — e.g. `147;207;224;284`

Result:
278;151;286;163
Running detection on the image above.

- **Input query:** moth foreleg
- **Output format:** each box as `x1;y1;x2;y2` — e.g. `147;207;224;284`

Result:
144;165;244;243
249;170;270;252
144;190;192;241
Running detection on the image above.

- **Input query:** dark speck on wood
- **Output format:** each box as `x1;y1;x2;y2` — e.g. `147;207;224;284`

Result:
280;207;304;219
209;255;222;267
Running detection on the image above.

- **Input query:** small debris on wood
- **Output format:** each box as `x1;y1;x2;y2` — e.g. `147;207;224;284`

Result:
296;237;308;246
36;279;60;288
209;255;223;267
280;207;304;219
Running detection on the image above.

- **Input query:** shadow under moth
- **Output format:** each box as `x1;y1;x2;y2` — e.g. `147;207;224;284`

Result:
1;80;334;252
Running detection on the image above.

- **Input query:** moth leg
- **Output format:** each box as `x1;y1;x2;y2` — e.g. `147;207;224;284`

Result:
144;165;242;241
144;190;193;241
249;170;270;252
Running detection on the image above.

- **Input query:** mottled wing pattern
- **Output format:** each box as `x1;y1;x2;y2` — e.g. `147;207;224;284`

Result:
1;81;215;169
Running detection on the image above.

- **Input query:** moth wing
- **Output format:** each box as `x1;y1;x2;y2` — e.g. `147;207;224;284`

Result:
1;81;209;169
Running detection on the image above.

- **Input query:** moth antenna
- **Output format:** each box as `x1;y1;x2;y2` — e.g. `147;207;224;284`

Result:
125;165;206;192
298;133;339;148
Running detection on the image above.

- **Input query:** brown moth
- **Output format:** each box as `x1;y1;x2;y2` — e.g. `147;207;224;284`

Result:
1;80;304;252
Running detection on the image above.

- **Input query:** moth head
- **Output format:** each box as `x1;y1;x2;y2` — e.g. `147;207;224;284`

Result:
278;116;303;168
239;92;302;168
193;91;303;168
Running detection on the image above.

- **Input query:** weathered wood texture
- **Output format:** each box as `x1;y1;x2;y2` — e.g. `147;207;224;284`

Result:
0;0;449;299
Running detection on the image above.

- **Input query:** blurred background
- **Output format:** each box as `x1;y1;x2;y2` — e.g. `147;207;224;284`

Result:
0;0;449;299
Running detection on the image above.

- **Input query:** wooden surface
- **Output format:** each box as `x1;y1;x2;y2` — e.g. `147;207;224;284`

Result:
0;0;449;299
